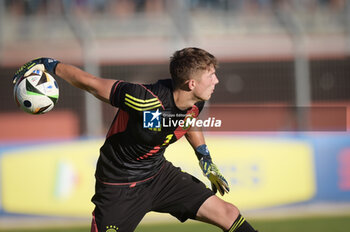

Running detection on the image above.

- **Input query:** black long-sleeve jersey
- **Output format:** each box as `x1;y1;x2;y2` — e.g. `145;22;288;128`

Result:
95;79;204;185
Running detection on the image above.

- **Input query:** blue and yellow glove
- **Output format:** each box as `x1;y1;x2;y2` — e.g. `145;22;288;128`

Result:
196;144;230;196
13;57;60;85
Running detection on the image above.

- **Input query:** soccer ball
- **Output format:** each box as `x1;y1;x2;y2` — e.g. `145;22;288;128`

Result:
14;69;59;114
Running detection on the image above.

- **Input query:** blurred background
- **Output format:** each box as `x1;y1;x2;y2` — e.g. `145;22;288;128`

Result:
0;0;350;231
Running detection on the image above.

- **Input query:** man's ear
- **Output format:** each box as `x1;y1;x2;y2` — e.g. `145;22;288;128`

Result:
188;79;196;90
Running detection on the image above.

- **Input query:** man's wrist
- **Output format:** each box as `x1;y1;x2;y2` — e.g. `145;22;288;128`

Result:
195;144;211;160
45;58;60;74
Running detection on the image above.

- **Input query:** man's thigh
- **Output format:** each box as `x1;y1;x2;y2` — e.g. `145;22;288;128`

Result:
91;182;151;232
151;161;214;222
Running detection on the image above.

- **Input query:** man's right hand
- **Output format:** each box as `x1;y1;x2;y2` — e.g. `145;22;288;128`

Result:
13;58;60;84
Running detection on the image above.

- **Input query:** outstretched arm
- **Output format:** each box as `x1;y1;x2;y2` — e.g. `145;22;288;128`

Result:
13;58;117;104
55;63;116;103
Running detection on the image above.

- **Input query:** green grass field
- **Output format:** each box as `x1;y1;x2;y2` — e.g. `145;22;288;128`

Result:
1;214;350;232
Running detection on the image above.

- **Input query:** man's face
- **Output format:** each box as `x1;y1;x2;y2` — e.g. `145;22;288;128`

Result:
192;66;219;101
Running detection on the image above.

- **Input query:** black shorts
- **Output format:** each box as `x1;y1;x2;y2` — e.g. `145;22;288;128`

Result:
91;160;214;232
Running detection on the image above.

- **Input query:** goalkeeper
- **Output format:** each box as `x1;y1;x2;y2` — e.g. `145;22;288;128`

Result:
14;48;257;232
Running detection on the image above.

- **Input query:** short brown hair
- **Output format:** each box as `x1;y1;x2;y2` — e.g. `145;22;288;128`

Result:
169;47;218;89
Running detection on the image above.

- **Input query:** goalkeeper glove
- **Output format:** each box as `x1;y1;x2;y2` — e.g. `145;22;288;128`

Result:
13;57;60;84
196;144;230;196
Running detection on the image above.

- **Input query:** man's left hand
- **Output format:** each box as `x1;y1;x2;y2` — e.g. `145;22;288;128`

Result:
199;156;230;196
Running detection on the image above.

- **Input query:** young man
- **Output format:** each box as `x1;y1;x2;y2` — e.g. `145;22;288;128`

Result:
13;47;257;232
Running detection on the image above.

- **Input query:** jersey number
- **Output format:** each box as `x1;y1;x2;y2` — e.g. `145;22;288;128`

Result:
162;134;173;146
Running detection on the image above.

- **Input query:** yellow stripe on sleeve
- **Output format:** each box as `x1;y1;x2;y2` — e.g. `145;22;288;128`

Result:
125;93;159;103
125;102;162;111
125;97;161;108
